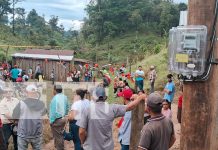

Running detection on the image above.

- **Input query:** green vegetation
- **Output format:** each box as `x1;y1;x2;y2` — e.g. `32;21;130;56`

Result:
0;0;187;64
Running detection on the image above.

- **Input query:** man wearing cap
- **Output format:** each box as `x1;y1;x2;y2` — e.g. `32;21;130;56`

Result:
138;93;176;150
135;66;145;91
77;86;146;150
12;84;46;150
148;66;157;93
118;88;133;150
163;74;175;109
49;85;69;150
0;87;19;150
10;65;19;82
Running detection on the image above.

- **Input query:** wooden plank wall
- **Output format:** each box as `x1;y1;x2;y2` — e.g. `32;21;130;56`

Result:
12;57;71;81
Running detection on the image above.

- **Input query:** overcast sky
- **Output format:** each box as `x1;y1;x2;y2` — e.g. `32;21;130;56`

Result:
18;0;188;30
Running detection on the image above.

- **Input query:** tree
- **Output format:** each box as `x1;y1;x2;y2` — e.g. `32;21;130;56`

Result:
49;15;59;32
11;0;23;35
129;9;143;30
178;3;188;11
0;0;11;22
0;15;8;24
14;7;25;34
26;9;39;26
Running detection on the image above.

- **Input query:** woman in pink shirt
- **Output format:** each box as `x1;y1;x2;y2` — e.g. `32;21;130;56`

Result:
162;100;172;119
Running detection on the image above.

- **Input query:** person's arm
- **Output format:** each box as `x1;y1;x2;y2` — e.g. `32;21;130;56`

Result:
79;127;87;144
77;108;89;144
138;126;151;150
49;98;56;124
126;94;146;112
12;102;21;120
68;110;77;121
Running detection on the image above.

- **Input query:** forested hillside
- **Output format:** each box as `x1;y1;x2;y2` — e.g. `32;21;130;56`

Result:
0;0;187;64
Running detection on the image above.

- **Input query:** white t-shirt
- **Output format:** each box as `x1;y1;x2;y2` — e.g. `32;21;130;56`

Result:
71;99;90;120
135;70;145;81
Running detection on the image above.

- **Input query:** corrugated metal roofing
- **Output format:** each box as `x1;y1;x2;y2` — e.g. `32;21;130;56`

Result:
21;49;75;56
12;53;73;61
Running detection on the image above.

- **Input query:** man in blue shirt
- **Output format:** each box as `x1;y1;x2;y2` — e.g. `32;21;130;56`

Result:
10;65;19;82
118;89;133;150
50;85;69;150
163;74;175;109
135;66;145;91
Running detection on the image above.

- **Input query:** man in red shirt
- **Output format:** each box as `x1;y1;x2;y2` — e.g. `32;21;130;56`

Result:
0;118;6;150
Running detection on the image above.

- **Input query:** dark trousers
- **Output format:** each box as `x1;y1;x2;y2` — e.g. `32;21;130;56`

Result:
64;120;83;150
12;78;16;82
177;107;182;123
121;143;129;150
114;88;118;94
3;124;17;150
51;118;66;150
136;80;144;91
0;128;6;150
150;81;155;93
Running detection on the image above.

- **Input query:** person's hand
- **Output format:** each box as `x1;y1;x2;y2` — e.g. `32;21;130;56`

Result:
138;94;147;101
130;94;138;101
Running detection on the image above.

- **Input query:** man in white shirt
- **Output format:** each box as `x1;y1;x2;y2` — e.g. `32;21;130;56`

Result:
0;87;19;150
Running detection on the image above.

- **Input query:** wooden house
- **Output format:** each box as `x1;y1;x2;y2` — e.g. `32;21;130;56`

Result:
12;49;91;81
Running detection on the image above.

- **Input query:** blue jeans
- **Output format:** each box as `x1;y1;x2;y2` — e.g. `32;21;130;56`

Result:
18;136;42;150
136;80;144;91
63;120;83;150
121;144;129;150
3;124;17;150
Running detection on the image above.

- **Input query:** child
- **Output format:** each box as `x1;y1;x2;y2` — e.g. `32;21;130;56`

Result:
162;100;172;119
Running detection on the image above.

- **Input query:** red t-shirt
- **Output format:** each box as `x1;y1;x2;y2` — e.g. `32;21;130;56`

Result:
178;95;183;108
16;77;23;82
0;118;2;128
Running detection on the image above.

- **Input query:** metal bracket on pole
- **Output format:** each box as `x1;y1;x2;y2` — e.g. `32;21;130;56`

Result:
210;58;218;64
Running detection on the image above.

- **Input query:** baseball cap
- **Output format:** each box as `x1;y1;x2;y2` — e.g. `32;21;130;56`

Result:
147;93;164;109
95;87;106;98
122;88;133;100
26;84;38;92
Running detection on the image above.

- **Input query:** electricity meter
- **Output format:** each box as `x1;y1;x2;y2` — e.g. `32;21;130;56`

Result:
168;25;207;79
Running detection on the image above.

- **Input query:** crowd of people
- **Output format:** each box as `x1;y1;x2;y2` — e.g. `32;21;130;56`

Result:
0;62;184;150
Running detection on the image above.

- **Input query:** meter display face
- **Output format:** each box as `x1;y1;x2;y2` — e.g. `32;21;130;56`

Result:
168;25;207;79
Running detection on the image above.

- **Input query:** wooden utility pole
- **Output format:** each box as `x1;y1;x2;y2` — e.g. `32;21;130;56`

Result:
181;0;218;150
129;101;145;150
